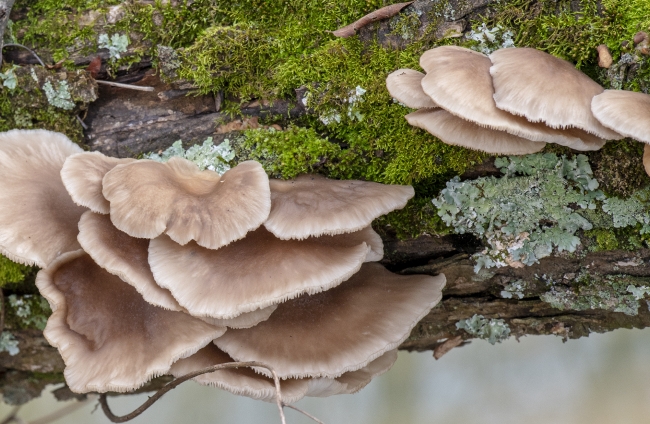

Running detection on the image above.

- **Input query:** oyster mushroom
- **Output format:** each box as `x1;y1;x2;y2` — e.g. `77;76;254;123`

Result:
0;129;87;267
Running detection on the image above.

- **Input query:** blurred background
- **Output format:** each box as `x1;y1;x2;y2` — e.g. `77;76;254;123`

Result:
2;328;650;424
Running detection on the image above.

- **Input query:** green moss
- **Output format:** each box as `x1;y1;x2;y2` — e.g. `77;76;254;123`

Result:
374;197;449;239
0;256;31;287
588;139;648;198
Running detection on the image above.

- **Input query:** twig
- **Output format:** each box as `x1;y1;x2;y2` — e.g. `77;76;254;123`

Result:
75;115;88;130
283;404;325;424
0;405;21;424
98;361;287;424
1;43;44;67
28;395;97;424
95;80;154;92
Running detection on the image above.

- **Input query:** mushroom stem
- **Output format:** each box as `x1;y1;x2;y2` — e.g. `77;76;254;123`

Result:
97;361;292;424
283;404;325;424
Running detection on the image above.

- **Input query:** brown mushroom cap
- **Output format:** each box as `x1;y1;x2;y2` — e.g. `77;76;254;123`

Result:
305;349;398;397
199;305;277;329
385;69;438;109
214;263;445;379
169;344;310;404
418;46;605;151
264;175;414;240
591;89;650;143
148;227;370;319
77;211;182;311
61;152;135;214
103;158;271;249
405;108;546;155
488;47;623;140
0;129;86;267
36;250;225;393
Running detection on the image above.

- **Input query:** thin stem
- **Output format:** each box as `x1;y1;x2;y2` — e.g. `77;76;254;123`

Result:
2;43;44;67
283;404;325;424
95;80;154;92
98;361;287;424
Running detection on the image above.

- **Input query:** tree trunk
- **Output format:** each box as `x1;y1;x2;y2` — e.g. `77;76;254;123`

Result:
0;0;647;405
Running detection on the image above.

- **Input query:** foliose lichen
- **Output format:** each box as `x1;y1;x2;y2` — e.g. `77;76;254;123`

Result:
42;80;75;110
145;137;235;174
98;33;129;61
456;314;511;345
433;153;604;271
6;295;51;331
540;272;650;316
0;332;19;356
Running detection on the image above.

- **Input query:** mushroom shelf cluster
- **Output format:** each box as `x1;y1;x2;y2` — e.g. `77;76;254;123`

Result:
0;129;446;403
386;46;650;156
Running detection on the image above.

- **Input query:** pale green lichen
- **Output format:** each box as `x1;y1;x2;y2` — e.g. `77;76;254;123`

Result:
540;272;650;316
456;314;511;345
0;65;18;90
42;80;75;110
500;279;527;299
7;295;51;331
601;188;650;232
98;33;129;61
145;137;235;174
466;23;516;54
0;332;19;356
433;154;604;271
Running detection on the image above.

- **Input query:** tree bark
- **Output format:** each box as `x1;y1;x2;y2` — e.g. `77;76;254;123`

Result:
0;0;648;405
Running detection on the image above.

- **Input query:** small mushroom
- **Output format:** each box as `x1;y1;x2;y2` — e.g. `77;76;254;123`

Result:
405;108;546;155
591;89;650;143
77;211;182;311
0;129;87;267
596;44;613;68
36;250;225;393
385;69;438;109
418;46;606;151
148;227;371;319
214;263;445;379
488;47;623;140
169;344;310;403
264;175;414;240
305;349;398;397
61;152;135;214
103;158;271;249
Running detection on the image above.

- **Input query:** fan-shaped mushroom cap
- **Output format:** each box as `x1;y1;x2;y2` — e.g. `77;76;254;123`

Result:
169;344;310;403
77;211;182;311
0;129;86;267
61;152;135;214
317;226;384;262
36;250;225;393
305;349;398;397
214;263;445;379
200;305;278;329
264;175;414;240
386;69;438;109
489;47;622;140
418;46;605;151
592;89;650;143
103;158;271;249
405;108;546;154
148;227;371;319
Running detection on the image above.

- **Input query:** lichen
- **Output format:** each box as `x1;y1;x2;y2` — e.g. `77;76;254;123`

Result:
144;137;235;174
540;272;650;316
434;153;604;270
98;33;129;61
5;295;51;331
456;314;511;344
0;332;19;356
42;80;75;110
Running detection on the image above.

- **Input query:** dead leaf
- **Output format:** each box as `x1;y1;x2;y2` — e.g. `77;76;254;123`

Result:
86;56;102;79
433;336;464;360
45;59;65;70
331;1;414;38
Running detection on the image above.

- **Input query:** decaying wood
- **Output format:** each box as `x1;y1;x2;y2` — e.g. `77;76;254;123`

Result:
331;2;414;37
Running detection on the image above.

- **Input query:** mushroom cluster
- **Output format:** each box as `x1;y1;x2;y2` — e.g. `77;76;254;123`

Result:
0;129;446;403
387;46;627;154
